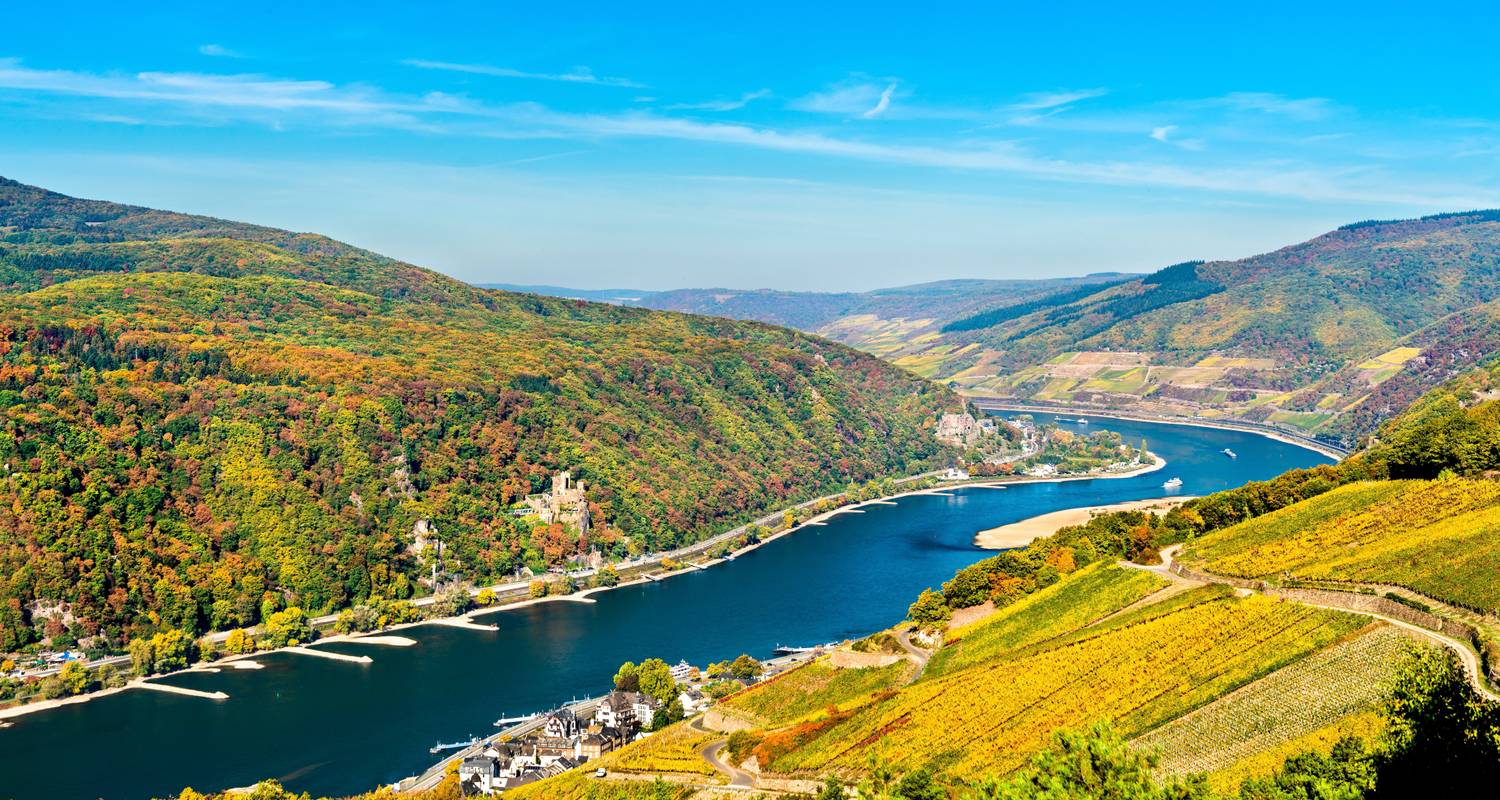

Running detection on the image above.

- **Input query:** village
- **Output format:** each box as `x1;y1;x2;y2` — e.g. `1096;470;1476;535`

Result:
446;657;767;795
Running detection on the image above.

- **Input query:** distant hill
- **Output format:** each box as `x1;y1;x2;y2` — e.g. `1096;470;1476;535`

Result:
477;283;651;304
498;274;1136;346
0;177;955;649
821;212;1500;448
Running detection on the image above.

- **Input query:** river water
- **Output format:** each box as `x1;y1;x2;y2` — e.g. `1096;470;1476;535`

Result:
0;414;1330;799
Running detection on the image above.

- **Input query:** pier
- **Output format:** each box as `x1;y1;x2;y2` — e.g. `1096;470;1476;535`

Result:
867;500;898;506
343;635;417;647
430;618;499;632
284;646;374;664
136;682;229;701
227;660;263;670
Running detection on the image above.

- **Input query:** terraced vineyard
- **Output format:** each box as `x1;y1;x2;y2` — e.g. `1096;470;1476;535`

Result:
764;591;1366;777
603;723;723;780
504;772;696;800
720;657;912;726
1184;478;1500;611
1132;625;1421;784
926;564;1168;678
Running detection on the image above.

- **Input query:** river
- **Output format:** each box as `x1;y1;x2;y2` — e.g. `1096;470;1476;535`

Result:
0;413;1331;799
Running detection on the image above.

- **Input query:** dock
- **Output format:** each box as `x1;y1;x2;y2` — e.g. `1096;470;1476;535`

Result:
284;646;374;664
429;618;499;632
137;682;229;701
227;660;263;670
867;500;898;506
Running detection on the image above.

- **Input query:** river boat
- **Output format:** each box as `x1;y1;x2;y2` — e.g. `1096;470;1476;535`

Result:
1162;477;1183;489
1223;448;1237;458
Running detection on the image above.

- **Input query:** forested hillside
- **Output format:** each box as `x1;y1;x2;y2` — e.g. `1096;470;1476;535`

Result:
612;213;1500;450
0;178;954;652
908;212;1500;447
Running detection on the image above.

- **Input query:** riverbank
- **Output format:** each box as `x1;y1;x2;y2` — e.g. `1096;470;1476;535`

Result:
972;401;1348;461
0;453;1164;725
974;495;1194;550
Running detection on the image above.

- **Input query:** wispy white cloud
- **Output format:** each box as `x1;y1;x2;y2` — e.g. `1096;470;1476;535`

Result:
0;58;1489;209
863;83;896;119
1010;88;1108;111
198;44;244;59
791;79;901;117
401;59;644;88
666;88;770;112
1211;92;1332;121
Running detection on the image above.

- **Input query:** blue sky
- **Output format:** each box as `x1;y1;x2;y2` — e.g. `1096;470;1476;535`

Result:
3;1;1498;290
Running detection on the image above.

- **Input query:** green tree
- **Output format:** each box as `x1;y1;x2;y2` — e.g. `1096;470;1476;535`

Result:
1371;647;1500;796
430;586;475;618
636;658;678;704
908;589;951;627
595;565;621;588
260;608;313;649
1239;737;1373;800
224;629;256;654
127;637;156;676
614;661;640;692
817;776;846;800
970;722;1211;799
729;654;763;680
150;629;194;671
57;660;93;696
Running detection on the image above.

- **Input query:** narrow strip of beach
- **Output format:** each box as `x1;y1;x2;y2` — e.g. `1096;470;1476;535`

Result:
974;496;1194;550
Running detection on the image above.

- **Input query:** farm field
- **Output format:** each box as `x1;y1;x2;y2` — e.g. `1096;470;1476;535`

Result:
1132;625;1421;782
720;657;912;726
762;591;1366;778
1201;710;1386;795
504;771;696;800
1184;478;1500;611
605;723;723;780
926;564;1168;678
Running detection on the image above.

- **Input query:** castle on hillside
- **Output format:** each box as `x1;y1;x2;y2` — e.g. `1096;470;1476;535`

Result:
523;471;591;535
936;412;995;447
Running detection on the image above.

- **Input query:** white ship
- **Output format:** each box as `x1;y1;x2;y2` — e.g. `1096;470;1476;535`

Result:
1162;477;1183;489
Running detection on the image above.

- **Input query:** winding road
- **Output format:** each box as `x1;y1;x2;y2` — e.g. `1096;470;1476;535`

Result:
690;716;756;788
1129;545;1500;703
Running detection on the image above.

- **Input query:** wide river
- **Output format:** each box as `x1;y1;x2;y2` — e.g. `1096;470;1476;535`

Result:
0;414;1331;799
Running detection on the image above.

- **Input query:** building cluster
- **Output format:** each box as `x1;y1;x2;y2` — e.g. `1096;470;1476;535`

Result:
520;470;592;535
458;661;714;795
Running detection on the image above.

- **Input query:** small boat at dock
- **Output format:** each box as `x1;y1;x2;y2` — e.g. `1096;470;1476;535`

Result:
430;736;481;754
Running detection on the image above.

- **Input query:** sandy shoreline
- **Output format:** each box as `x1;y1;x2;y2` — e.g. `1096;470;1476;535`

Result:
974;495;1195;550
971;402;1348;461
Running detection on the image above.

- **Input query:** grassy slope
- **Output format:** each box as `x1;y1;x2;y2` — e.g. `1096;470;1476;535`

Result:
1183;478;1500;611
0;178;955;647
719;657;913;727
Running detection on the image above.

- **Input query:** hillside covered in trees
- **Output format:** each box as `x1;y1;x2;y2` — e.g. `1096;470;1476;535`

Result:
586;213;1500;450
0;177;955;652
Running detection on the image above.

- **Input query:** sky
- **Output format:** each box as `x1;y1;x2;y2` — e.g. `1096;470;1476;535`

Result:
3;1;1499;291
